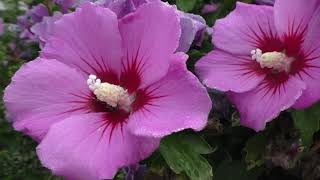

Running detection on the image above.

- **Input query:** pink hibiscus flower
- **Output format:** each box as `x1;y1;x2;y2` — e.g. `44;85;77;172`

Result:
4;2;211;179
196;0;320;131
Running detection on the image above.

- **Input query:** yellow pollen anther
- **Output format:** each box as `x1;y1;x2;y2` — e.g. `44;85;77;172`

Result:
251;49;293;73
87;75;132;111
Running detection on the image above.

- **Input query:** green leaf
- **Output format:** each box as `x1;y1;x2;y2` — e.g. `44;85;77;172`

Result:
214;161;259;180
292;103;320;147
149;152;167;176
176;0;197;12
181;133;215;154
159;132;213;180
243;133;268;169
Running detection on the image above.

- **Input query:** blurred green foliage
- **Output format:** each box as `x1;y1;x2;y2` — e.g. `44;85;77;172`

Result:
292;103;320;148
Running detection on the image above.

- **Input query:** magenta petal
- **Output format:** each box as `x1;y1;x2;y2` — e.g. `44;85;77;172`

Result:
274;0;320;38
119;1;181;89
228;76;305;131
37;113;159;180
213;2;276;55
293;67;320;109
301;5;320;56
41;2;123;76
4;59;90;140
293;6;320;109
196;50;266;93
127;53;211;137
13;104;90;141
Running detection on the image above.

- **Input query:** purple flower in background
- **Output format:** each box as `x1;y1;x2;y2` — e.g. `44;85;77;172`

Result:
28;4;49;23
16;0;209;52
0;18;4;35
54;0;75;13
17;15;29;28
31;12;63;48
107;0;151;18
50;0;210;52
256;0;275;5
114;0;209;51
17;4;49;41
178;12;209;52
124;164;147;180
196;0;320;131
17;14;33;40
4;2;211;179
201;3;219;14
100;0;210;52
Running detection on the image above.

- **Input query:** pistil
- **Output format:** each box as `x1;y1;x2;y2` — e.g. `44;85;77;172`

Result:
251;48;294;73
87;75;133;112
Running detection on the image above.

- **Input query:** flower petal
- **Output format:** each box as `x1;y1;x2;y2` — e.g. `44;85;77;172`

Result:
293;6;320;109
274;0;319;38
30;12;63;48
213;2;277;55
37;113;159;180
119;1;180;92
4;59;90;141
196;50;266;93
127;53;211;137
41;2;123;76
228;76;305;131
176;15;197;53
293;66;320;109
177;12;207;52
301;5;320;56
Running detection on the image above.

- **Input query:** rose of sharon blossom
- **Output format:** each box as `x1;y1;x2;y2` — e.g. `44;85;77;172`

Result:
4;2;211;179
28;3;49;22
201;3;219;14
50;0;209;52
54;0;75;13
17;4;49;41
196;0;320;131
106;0;209;52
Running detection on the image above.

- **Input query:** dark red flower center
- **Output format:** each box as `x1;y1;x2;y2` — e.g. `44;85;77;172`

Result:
247;20;310;85
88;71;142;130
73;52;157;140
